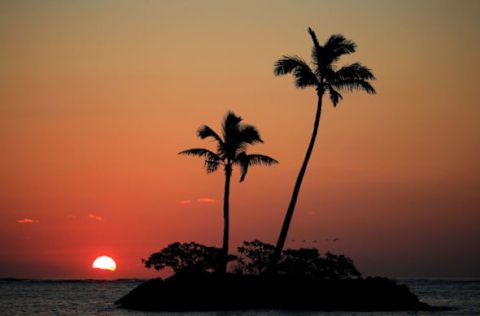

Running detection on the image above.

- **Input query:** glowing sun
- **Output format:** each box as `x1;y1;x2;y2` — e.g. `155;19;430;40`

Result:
92;256;117;271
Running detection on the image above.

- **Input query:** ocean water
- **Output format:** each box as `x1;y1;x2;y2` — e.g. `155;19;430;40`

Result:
0;278;478;315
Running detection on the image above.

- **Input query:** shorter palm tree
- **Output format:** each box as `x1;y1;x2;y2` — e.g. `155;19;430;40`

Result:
179;111;278;273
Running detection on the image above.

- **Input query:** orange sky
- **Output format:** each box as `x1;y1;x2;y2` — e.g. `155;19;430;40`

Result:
1;0;479;278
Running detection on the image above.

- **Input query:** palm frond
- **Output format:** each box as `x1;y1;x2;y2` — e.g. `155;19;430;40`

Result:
236;152;249;182
223;112;242;131
294;66;319;89
324;34;356;63
274;55;318;88
236;153;278;182
238;125;263;144
205;160;221;173
179;148;223;174
220;112;243;159
245;154;278;166
308;27;322;51
222;111;242;141
197;125;224;145
178;148;221;161
334;63;375;81
308;27;323;67
327;85;343;107
331;79;376;94
274;55;303;76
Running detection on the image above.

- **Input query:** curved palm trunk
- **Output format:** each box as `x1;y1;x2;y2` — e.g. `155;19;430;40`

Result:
268;93;324;272
220;164;232;274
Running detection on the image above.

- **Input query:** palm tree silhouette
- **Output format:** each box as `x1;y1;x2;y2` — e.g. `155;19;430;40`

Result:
268;27;376;272
179;111;278;273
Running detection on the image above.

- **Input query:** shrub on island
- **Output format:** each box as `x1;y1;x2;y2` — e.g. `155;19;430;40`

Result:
142;240;360;280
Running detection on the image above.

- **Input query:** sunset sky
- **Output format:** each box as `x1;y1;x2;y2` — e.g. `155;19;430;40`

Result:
1;0;479;279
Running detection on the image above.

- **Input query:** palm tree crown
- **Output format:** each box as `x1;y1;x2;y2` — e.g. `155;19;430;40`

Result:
274;27;375;103
179;111;277;182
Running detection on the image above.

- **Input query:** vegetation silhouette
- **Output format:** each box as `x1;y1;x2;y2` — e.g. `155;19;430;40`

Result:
142;242;236;274
142;240;360;280
179;111;278;273
269;27;376;272
234;240;361;279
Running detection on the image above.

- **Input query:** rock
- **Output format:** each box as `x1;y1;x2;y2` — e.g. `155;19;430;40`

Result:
116;271;437;311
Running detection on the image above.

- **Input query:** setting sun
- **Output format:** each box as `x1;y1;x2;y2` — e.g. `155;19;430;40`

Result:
92;256;117;271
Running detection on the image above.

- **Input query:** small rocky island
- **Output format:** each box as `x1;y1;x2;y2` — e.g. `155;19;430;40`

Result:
116;271;435;311
116;241;438;312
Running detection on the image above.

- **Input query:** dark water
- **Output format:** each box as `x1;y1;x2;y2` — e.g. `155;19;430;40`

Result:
0;278;478;315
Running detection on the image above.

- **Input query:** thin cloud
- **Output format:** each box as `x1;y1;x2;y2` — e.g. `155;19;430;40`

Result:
197;198;218;204
180;198;218;205
89;214;104;222
17;218;39;224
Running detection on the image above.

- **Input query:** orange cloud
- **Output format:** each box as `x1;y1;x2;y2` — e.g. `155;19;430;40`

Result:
88;214;104;222
17;218;39;224
180;198;218;205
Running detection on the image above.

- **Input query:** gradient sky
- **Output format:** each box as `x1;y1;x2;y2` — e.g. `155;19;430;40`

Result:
1;0;479;279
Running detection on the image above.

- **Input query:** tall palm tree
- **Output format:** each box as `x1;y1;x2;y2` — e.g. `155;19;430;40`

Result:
268;27;376;272
179;111;278;274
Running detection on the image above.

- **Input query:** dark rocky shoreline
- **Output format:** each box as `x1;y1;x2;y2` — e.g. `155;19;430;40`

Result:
115;271;440;312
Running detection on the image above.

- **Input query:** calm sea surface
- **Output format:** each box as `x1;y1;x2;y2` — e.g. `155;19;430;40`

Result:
0;278;478;315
